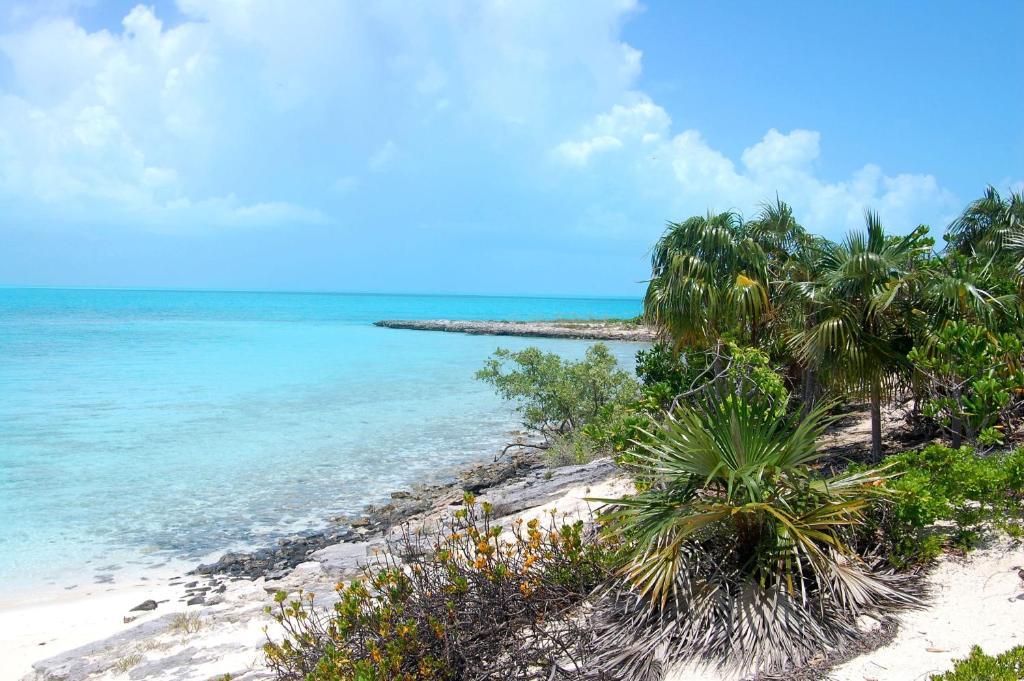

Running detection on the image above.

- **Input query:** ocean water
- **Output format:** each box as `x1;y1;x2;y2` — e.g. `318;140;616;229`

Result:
0;288;642;596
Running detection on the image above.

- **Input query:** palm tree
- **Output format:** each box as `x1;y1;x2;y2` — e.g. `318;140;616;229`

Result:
591;389;914;677
947;185;1024;256
792;212;926;459
643;211;769;352
918;252;1020;330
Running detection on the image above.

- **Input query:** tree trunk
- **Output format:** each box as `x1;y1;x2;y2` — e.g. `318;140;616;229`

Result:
802;366;818;414
870;377;882;460
713;340;727;392
950;389;963;448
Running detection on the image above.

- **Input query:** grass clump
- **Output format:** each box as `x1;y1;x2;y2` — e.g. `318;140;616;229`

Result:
930;645;1024;680
170;610;205;635
111;652;144;674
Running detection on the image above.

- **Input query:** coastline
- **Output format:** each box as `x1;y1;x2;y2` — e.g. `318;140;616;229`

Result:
7;410;1024;680
374;319;657;342
5;447;607;680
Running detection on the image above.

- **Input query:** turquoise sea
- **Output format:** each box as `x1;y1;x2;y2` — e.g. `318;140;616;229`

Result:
0;288;642;596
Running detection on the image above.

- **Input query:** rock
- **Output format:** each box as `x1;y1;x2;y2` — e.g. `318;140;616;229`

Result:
390;490;412;499
186;595;205;606
482;458;618;518
130;599;158;612
312;541;383;576
350;517;370;528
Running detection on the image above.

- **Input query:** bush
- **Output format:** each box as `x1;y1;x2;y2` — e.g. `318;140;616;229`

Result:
476;344;639;442
264;495;619;680
930;645;1024;680
860;444;1024;568
909;321;1024;448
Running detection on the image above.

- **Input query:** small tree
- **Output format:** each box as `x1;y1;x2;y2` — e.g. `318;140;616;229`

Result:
476;343;639;443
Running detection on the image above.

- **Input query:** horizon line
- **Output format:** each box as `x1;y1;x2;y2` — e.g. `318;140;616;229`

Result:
0;283;645;302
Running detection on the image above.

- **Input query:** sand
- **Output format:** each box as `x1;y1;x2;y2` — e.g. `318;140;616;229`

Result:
831;540;1024;681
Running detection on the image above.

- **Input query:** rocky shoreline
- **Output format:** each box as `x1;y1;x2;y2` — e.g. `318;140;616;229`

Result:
374;318;657;342
189;451;545;584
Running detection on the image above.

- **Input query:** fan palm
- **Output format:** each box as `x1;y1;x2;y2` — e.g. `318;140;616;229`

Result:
591;390;915;678
792;212;926;458
643;211;770;351
947;185;1024;256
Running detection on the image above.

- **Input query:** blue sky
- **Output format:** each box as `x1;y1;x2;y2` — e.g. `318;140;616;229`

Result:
0;1;1020;296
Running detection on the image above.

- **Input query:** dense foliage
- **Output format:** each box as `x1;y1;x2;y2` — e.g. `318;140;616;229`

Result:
909;321;1024;448
642;187;1024;455
264;495;618;680
272;186;1024;681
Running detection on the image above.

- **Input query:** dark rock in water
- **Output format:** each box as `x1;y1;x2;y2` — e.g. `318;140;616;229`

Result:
390;490;412;499
130;599;158;612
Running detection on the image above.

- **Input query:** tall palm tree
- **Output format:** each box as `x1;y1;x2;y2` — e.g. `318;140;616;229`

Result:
643;211;769;352
792;212;926;459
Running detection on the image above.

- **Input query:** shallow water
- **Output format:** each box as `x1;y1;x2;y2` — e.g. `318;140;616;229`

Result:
0;288;641;594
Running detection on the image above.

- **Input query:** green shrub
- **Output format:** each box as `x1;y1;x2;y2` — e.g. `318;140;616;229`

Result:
909;321;1024;448
723;343;789;420
476;344;639;442
861;444;1024;567
930;645;1024;680
634;342;692;392
264;496;619;680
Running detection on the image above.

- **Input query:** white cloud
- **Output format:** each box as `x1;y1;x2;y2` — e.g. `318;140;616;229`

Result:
0;1;645;229
553;94;669;165
0;0;958;240
554;135;623;165
557;102;959;232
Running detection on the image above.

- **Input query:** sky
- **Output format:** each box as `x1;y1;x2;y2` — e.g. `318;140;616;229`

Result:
0;1;1021;297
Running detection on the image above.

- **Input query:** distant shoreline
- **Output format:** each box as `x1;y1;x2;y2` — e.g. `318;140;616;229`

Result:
374;318;657;342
